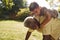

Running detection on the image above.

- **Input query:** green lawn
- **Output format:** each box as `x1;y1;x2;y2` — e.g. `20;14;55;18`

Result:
0;19;60;40
0;20;42;40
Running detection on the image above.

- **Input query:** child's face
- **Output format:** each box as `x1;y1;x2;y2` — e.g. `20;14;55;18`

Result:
35;24;39;29
30;24;38;30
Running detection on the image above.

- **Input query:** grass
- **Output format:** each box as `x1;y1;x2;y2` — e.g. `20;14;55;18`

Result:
0;19;60;40
0;20;42;40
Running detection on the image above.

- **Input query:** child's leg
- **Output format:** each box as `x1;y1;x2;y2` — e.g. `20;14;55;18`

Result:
43;35;55;40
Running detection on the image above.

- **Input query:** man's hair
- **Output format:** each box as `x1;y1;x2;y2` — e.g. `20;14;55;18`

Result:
29;2;39;11
24;16;40;30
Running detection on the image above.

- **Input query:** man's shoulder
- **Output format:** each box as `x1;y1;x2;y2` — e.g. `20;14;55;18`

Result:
40;7;47;16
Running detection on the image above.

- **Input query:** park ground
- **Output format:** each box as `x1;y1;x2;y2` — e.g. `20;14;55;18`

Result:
0;18;60;40
0;20;43;40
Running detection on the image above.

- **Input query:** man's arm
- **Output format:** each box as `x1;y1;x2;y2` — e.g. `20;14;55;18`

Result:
40;10;51;27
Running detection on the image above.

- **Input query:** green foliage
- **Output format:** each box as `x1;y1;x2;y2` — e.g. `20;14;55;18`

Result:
16;8;30;21
17;11;29;21
0;0;27;20
45;0;48;2
58;6;60;13
1;0;26;10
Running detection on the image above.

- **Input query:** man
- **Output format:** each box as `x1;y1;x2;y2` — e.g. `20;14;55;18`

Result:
24;2;58;40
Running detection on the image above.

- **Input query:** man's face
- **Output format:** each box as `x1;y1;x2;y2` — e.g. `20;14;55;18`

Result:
31;7;40;16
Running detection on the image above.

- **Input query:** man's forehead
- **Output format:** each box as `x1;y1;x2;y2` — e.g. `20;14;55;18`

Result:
31;9;37;13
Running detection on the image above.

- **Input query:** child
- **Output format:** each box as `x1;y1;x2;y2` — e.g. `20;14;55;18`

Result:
24;16;55;40
24;16;41;40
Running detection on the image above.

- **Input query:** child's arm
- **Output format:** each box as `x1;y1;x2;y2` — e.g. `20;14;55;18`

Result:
25;29;34;40
25;31;32;40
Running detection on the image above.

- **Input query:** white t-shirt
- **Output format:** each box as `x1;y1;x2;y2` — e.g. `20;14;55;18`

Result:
28;16;52;35
28;17;60;40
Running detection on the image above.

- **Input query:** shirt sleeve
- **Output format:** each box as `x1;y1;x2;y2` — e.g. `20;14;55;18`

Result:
28;28;34;32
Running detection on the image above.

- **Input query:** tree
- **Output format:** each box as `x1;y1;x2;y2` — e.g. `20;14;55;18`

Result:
0;0;27;19
46;0;60;12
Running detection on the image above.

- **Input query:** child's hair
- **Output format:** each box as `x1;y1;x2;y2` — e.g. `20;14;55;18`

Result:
24;16;40;30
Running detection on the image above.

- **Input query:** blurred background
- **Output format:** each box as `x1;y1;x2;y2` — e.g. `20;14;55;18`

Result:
0;0;60;20
0;0;60;40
